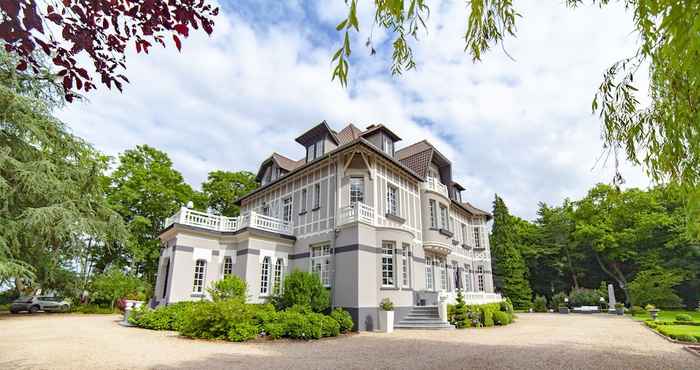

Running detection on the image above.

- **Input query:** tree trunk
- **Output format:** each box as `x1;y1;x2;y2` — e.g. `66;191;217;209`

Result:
562;244;579;289
594;252;628;304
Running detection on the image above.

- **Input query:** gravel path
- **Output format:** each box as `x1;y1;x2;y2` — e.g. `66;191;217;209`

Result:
0;312;697;370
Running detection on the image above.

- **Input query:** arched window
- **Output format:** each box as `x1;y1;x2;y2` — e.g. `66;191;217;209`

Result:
260;257;271;295
273;258;284;294
193;259;207;293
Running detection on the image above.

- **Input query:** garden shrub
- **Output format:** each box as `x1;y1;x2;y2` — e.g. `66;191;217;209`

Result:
645;320;658;329
227;322;259;342
263;322;285;339
481;307;495;327
628;269;683;308
321;315;341;337
568;288;601;307
179;300;259;340
533;295;547;312
675;313;692;322
630;306;644;315
451;291;470;328
645;304;656;311
493;311;511;325
275;270;329;313
208;275;247;302
278;309;323;340
71;304;115;314
129;301;198;331
674;334;698;343
330;308;354;333
500;298;514;314
550;292;568;309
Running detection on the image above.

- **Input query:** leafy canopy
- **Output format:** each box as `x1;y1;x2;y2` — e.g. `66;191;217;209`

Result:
201;170;258;217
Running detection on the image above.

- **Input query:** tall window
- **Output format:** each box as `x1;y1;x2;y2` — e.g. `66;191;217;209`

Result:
260;257;271;295
439;258;448;291
273;258;284;294
439;205;448;229
306;140;324;163
401;244;410;287
382;135;394;156
461;223;467;244
282;197;293;222
193;259;207;293
262;203;270;216
350;177;364;204
473;227;481;249
381;241;395;286
452;262;459;291
311;243;333;287
387;185;398;216
313;183;321;209
301;189;307;212
477;266;485;292
464;264;472;291
429;200;437;228
162;258;170;298
425;256;434;290
223;257;233;277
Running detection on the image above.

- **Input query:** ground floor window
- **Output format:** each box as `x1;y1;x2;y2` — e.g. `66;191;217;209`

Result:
311;243;333;287
260;257;271;295
439;259;448;291
193;259;207;293
401;243;410;288
273;258;284;294
425;256;434;290
477;266;485;292
381;241;395;286
223;256;233;277
464;264;472;292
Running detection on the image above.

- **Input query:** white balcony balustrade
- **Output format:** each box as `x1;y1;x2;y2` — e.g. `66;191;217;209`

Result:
423;177;449;198
339;202;375;226
164;207;293;236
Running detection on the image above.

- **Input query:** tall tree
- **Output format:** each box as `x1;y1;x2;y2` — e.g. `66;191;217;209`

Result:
0;50;126;292
489;194;533;309
106;145;203;283
201;170;258;217
1;1;219;101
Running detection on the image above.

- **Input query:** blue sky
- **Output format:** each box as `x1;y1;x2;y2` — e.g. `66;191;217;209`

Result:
58;0;650;220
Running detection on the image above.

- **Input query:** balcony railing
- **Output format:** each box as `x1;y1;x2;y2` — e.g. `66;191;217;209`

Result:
423;177;449;198
339;202;375;226
164;207;293;236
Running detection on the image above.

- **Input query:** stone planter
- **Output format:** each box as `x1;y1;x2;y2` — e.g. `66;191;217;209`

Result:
615;306;624;315
379;310;394;333
559;307;570;314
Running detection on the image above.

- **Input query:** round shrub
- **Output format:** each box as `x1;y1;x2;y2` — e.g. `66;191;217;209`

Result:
276;270;330;313
551;292;568;309
533;295;547;312
263;322;285;339
629;306;644;315
208;275;247;302
179;300;256;340
674;334;697;343
675;313;692;322
330;308;354;333
278;310;322;340
493;310;511;325
321;315;341;337
227;322;259;342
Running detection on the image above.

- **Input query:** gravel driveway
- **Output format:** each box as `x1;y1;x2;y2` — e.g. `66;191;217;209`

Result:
0;312;697;370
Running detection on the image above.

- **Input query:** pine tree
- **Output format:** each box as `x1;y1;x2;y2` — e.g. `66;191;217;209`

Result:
490;194;533;309
452;290;469;328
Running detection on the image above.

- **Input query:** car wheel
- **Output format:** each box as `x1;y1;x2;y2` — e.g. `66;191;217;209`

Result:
60;305;69;313
10;309;19;314
29;305;39;314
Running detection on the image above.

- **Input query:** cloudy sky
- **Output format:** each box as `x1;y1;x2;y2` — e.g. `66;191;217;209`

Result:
58;0;651;221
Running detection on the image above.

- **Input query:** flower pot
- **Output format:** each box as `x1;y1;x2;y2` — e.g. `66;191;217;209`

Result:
379;310;394;333
559;307;569;314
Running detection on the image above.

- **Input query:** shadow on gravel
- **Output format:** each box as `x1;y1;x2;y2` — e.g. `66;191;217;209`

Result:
148;335;698;370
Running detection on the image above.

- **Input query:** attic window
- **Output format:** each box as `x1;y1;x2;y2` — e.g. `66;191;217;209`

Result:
382;134;394;156
306;140;325;163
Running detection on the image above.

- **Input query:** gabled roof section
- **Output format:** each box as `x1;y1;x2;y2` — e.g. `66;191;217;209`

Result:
395;140;450;178
336;123;363;144
461;201;492;220
361;124;401;141
255;153;303;181
295;121;339;146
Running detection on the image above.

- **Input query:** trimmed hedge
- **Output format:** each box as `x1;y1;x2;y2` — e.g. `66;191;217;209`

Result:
448;301;514;329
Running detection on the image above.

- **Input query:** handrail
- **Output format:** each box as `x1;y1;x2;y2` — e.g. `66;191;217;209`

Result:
163;207;293;236
339;202;375;226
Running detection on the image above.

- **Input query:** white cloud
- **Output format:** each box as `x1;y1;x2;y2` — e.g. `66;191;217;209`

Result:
57;0;650;220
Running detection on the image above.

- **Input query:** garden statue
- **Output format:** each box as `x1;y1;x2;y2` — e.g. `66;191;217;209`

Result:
607;284;617;313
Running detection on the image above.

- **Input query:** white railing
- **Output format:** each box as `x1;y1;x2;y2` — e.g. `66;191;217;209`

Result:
163;207;292;236
339;202;375;226
443;291;503;305
423;177;449;198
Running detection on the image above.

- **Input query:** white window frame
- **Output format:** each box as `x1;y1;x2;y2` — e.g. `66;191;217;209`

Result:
282;197;293;222
350;176;364;205
386;184;399;216
306;143;315;163
439;258;448;291
429;200;437;228
192;259;207;294
381;241;395;287
461;223;467;244
311;243;333;287
439;204;448;230
273;258;284;294
382;135;394;156
473;227;481;249
401;243;410;288
223;256;233;277
313;183;321;209
260;256;271;295
425;256;434;290
301;189;307;212
477;266;485;292
464;264;472;292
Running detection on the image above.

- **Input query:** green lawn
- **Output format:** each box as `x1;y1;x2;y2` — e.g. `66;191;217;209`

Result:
631;309;700;323
656;325;700;342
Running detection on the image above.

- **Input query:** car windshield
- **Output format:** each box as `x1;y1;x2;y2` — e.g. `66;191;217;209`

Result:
15;296;33;302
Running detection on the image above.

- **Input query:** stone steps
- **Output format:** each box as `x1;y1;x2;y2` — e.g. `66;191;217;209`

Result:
395;306;455;330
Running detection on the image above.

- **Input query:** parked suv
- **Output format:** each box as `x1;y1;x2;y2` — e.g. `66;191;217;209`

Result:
10;296;70;314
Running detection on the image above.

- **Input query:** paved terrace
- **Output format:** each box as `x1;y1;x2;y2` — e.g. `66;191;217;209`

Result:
0;313;697;370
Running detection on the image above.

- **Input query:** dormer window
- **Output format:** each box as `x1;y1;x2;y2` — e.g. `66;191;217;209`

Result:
306;140;325;163
382;135;394;156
